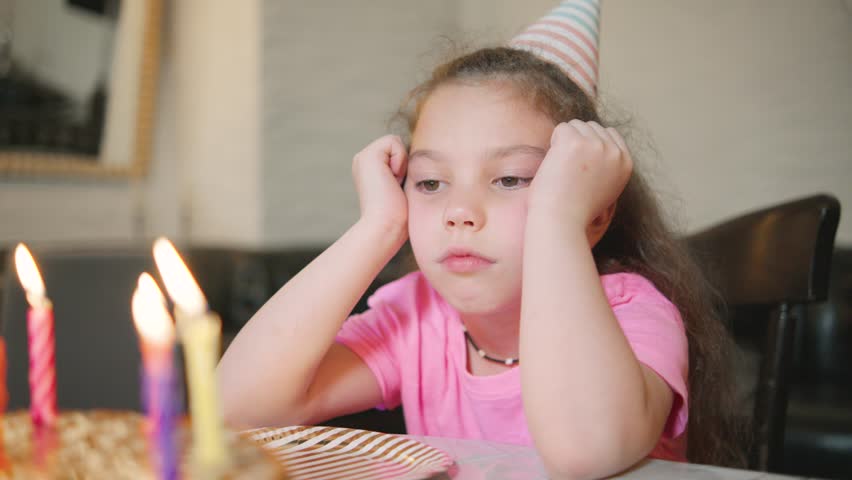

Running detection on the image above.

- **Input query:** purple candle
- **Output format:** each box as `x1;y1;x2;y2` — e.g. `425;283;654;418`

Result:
133;273;178;480
143;363;179;480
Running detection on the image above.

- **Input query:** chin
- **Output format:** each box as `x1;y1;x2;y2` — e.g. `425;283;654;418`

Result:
448;298;506;316
429;274;520;316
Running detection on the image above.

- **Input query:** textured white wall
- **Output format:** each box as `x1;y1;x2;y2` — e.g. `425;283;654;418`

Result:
172;0;263;246
460;0;852;243
459;0;556;44
260;0;459;246
600;0;852;242
2;1;850;250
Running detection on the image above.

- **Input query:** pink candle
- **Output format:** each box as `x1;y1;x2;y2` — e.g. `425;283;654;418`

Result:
14;244;57;428
132;273;178;480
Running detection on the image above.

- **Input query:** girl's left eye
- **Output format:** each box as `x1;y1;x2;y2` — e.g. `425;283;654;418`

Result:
414;179;445;193
494;176;532;189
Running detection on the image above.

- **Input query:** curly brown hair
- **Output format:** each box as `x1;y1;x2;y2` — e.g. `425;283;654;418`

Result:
393;46;748;468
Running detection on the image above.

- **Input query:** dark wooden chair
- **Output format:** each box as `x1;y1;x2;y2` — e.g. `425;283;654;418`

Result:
686;194;841;472
783;247;852;479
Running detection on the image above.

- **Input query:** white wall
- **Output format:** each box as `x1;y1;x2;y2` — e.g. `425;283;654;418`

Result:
460;0;852;242
172;0;263;246
459;0;556;44
2;1;850;251
601;0;852;240
260;0;459;245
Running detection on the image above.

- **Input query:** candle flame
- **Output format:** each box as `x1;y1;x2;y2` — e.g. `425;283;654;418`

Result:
132;273;175;345
14;243;47;307
152;237;207;316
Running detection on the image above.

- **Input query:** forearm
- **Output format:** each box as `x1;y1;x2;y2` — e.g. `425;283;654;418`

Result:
520;212;656;478
217;218;405;427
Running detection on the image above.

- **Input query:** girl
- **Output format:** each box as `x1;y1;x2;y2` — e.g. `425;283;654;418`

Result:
218;2;743;478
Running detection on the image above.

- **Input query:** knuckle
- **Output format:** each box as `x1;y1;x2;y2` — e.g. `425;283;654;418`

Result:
589;138;605;152
552;123;574;142
382;134;401;147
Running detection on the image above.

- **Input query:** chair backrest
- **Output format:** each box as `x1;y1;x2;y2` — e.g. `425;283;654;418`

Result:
793;247;852;385
686;194;841;472
0;246;176;412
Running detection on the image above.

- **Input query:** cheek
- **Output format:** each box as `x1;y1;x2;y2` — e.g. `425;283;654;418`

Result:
506;202;529;250
407;198;437;246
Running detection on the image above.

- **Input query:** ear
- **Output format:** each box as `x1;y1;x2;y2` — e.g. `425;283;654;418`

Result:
586;203;617;247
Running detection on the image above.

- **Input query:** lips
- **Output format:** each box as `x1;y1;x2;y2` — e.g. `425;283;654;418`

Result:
438;248;495;273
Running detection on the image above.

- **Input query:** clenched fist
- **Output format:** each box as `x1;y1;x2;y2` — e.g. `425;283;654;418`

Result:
352;135;409;233
529;120;633;229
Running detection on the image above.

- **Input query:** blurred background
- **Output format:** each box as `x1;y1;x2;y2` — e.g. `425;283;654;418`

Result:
0;1;851;478
0;0;850;248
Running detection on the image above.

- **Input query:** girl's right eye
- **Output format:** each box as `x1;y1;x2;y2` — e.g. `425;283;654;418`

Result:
414;180;445;193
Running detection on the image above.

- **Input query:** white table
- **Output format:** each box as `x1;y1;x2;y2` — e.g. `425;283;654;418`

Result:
415;436;821;480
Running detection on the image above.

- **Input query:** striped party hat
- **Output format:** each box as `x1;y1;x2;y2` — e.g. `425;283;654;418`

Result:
509;0;601;98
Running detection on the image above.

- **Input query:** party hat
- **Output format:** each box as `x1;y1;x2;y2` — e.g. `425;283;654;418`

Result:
509;0;601;98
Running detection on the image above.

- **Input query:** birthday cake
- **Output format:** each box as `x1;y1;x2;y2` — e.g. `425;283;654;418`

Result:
0;410;288;479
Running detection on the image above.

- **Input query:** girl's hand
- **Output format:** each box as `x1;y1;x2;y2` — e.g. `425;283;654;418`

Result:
352;135;409;232
529;120;633;229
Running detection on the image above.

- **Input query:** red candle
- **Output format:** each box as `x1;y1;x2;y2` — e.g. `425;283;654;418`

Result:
0;337;10;471
14;244;58;428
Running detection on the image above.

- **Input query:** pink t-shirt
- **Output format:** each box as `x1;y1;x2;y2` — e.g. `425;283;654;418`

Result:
335;271;689;462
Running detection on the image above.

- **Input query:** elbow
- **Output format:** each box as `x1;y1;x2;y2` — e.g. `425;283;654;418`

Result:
218;361;245;428
541;457;599;480
220;384;256;430
218;373;311;430
219;370;252;430
533;425;651;480
538;443;620;480
221;396;311;431
222;401;250;431
533;426;608;479
540;445;645;480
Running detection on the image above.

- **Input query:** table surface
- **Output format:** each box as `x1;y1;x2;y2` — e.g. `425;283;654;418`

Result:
414;435;822;480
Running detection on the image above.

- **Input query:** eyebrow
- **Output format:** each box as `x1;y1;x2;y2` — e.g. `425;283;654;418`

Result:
408;145;546;164
488;144;547;159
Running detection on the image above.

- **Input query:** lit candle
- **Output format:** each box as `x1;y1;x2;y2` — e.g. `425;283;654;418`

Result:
132;273;179;480
14;244;57;428
152;238;227;470
0;337;9;471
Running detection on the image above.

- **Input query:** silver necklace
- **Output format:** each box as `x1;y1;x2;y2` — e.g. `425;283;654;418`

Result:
461;325;519;366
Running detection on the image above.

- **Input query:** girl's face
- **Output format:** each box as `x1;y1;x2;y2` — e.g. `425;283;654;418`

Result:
405;82;556;316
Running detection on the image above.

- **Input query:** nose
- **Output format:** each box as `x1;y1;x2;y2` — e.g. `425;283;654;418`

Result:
443;194;485;232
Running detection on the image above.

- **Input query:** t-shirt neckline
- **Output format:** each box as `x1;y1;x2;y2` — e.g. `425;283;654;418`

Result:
432;288;523;399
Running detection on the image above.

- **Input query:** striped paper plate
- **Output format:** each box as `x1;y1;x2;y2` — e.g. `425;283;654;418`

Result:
245;425;454;480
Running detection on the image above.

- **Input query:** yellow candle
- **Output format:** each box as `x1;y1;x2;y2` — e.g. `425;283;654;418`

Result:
152;238;227;470
174;308;226;467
